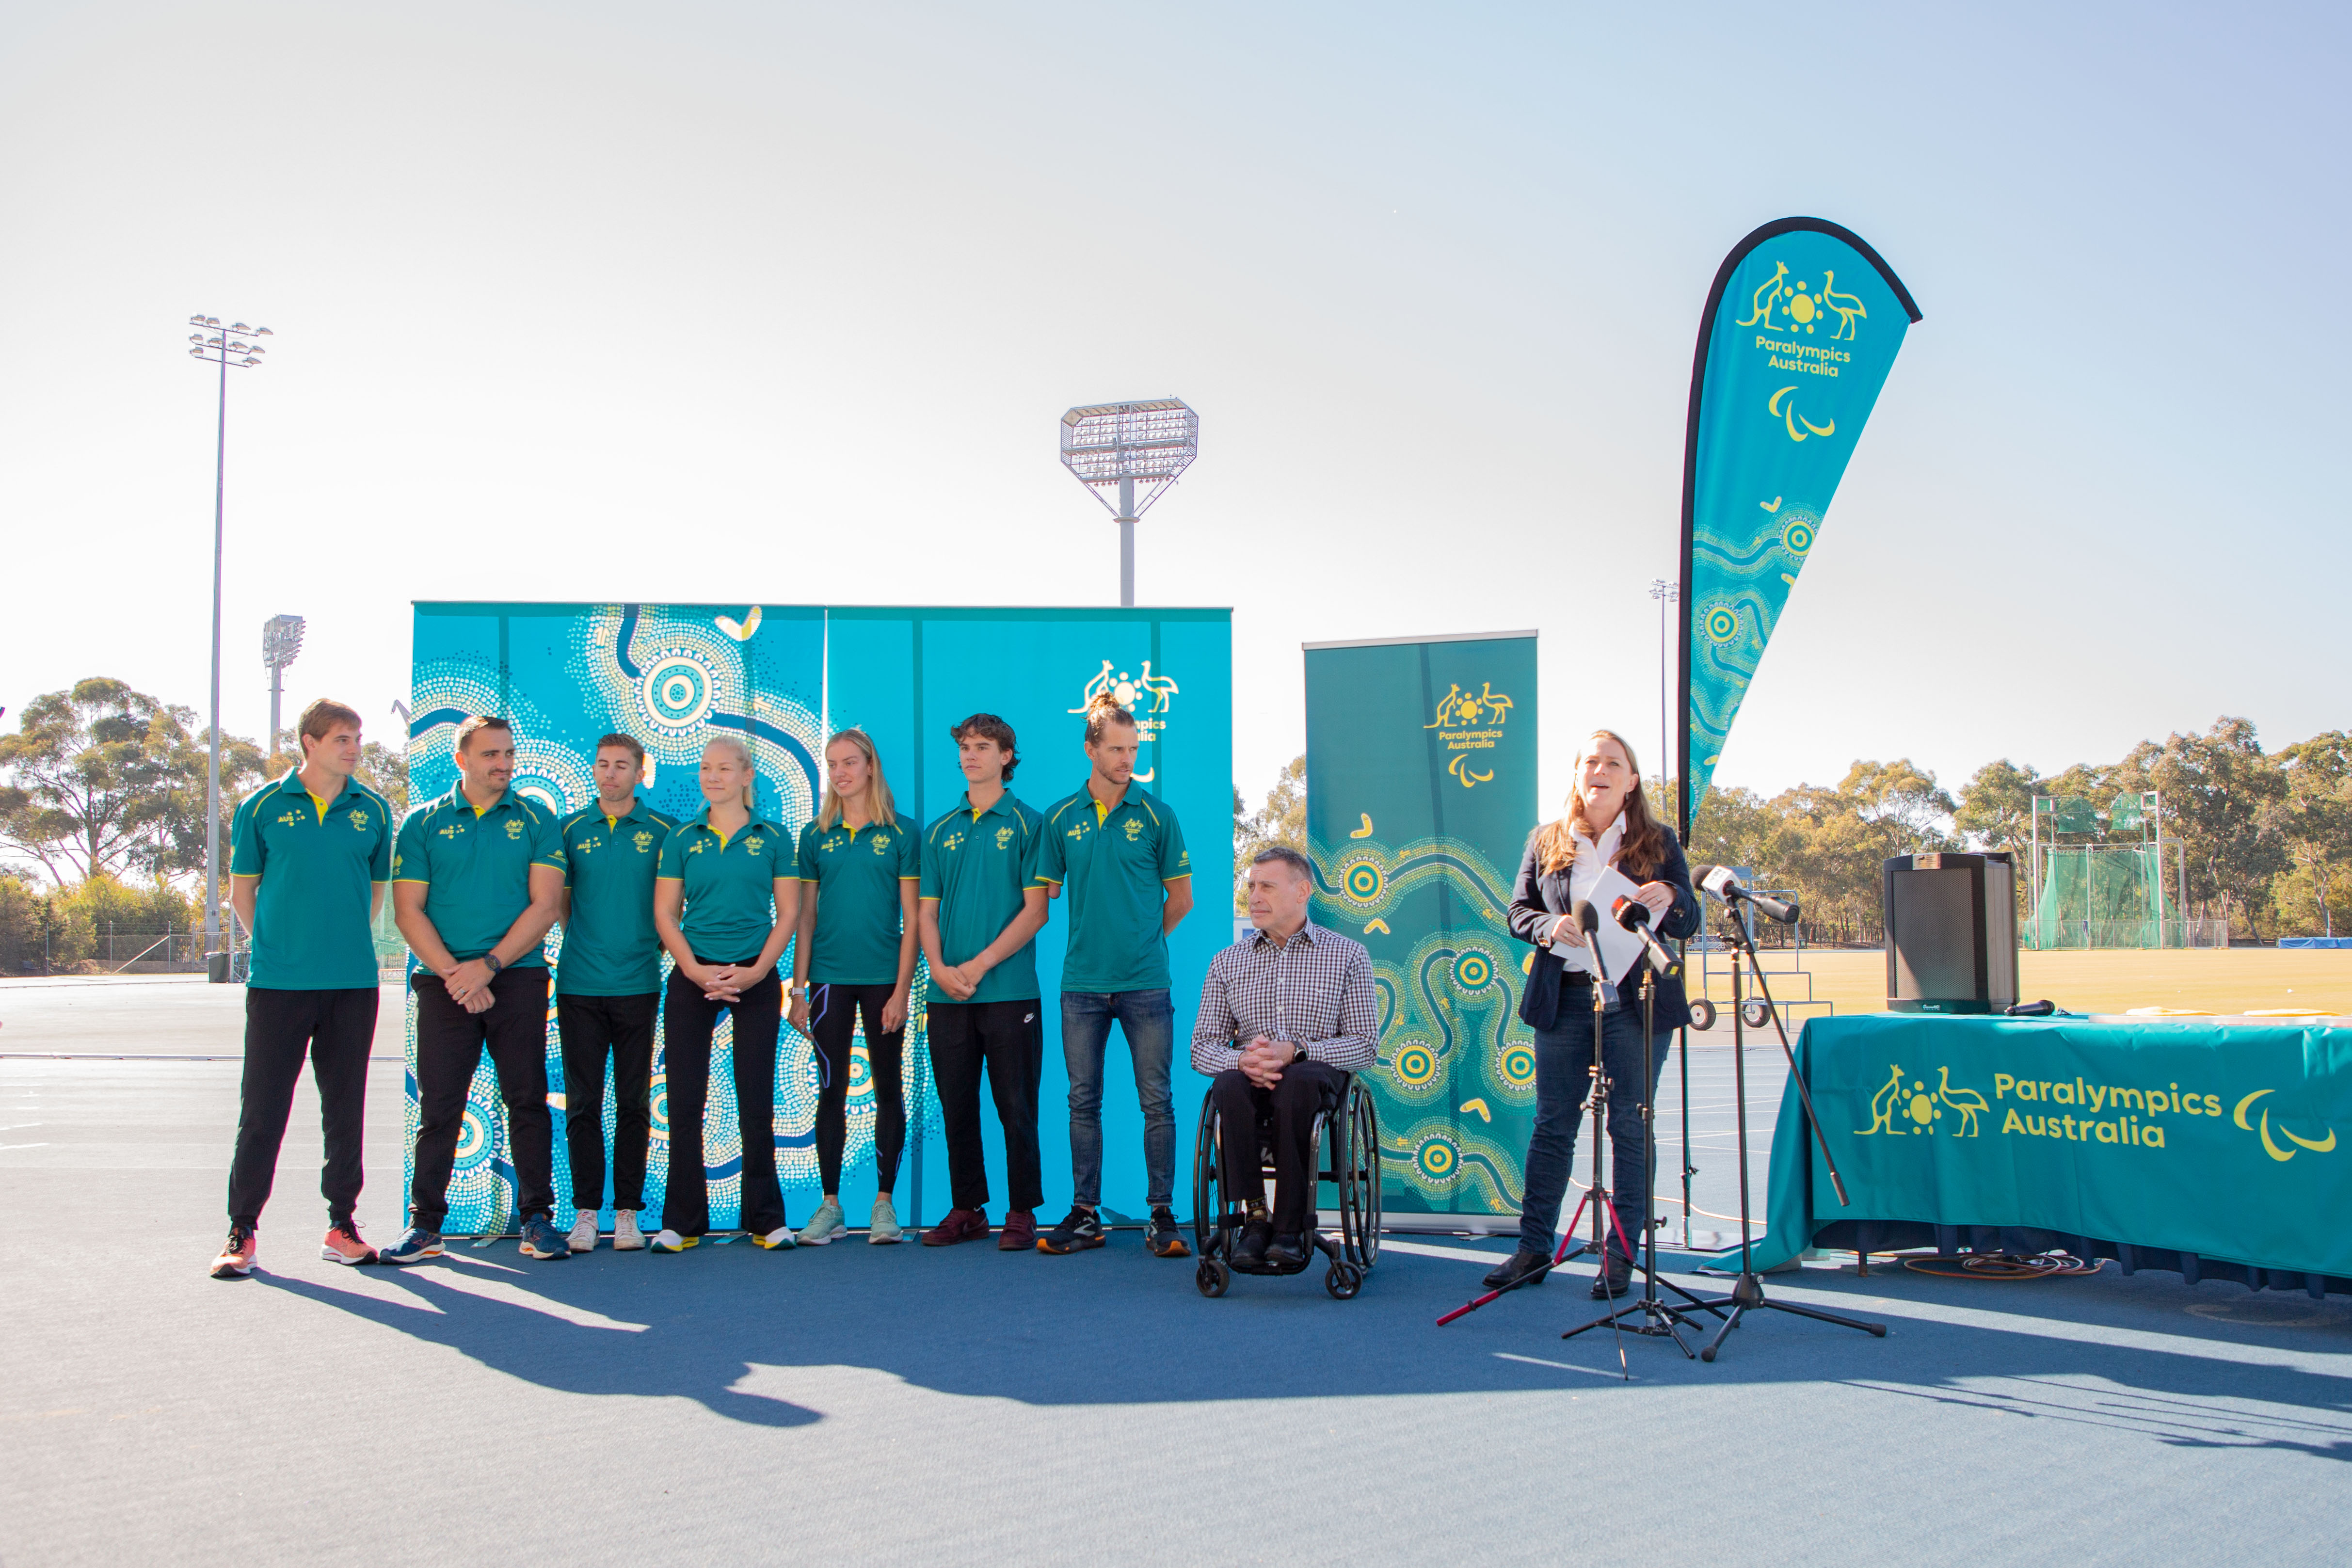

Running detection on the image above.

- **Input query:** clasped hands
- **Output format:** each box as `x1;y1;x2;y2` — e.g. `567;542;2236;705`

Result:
1238;1032;1297;1089
679;958;770;1003
1547;880;1676;948
929;959;989;1002
442;959;498;1014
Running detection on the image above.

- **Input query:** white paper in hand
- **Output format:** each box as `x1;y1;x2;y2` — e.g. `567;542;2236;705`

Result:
1557;865;1646;987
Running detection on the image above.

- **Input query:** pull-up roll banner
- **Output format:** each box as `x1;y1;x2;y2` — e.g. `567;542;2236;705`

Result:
1679;218;1921;833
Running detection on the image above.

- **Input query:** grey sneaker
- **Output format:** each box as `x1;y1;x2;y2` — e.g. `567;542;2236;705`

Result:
797;1198;847;1246
613;1210;646;1250
869;1194;903;1245
519;1216;571;1260
567;1212;599;1254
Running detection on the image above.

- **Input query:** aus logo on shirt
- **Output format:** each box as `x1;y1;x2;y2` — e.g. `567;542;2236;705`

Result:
504;818;525;841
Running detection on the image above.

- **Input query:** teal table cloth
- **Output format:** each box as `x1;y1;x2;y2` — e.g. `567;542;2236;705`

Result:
1749;1014;2352;1285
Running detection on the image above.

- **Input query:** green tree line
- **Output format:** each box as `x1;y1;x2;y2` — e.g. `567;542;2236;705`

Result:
1231;715;2350;945
0;677;407;973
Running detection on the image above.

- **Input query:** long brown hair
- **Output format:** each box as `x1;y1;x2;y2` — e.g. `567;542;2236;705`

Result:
1532;729;1667;880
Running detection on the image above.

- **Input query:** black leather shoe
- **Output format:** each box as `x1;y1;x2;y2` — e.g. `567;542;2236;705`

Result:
1232;1217;1273;1270
1589;1253;1633;1298
1481;1248;1551;1291
1266;1232;1309;1271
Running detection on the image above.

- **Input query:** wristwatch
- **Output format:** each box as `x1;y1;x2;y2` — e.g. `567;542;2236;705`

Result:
1291;1044;1309;1064
483;953;504;975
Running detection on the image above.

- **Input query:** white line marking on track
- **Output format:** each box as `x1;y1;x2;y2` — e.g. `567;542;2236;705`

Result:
1494;1352;1630;1380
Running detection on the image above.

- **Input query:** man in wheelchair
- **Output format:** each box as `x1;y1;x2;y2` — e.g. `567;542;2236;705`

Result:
1190;848;1377;1271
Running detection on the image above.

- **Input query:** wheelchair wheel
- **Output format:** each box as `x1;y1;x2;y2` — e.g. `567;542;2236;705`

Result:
1325;1262;1361;1300
1688;998;1717;1031
1329;1078;1380;1272
1197;1259;1231;1298
1740;999;1773;1030
1191;1094;1223;1261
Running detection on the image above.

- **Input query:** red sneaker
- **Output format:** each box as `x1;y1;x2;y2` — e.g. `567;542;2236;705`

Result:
320;1219;377;1266
210;1224;256;1280
997;1210;1037;1251
921;1207;991;1247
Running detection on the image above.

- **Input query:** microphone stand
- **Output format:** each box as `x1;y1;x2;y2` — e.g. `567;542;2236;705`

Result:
1561;939;1724;1356
1695;896;1885;1362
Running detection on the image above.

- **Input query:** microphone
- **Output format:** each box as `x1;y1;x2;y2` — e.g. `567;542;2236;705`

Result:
1573;899;1601;938
1691;864;1799;925
1611;896;1681;977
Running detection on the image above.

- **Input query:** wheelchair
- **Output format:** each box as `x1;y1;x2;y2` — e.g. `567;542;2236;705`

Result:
1191;1072;1380;1300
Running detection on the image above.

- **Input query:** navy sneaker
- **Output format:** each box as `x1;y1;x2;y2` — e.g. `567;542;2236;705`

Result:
380;1226;445;1265
1036;1206;1105;1254
1146;1207;1191;1258
518;1216;571;1260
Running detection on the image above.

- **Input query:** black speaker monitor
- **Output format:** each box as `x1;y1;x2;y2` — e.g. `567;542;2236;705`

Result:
1884;852;2016;1014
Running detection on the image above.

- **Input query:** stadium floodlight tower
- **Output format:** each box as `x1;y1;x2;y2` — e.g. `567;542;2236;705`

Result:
263;614;306;762
187;314;272;980
1059;399;1198;607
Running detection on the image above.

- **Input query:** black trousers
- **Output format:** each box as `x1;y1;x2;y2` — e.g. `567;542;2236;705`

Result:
1210;1062;1345;1233
807;982;907;1195
226;986;380;1228
410;968;555;1229
556;991;657;1212
660;959;787;1238
928;998;1043;1213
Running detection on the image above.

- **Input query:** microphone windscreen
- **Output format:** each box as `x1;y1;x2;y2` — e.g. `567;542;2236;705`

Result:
1611;895;1652;928
1573;899;1600;934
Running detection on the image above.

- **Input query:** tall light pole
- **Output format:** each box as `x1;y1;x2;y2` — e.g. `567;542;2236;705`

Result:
1058;399;1198;607
1649;578;1678;800
264;614;306;764
187;315;271;979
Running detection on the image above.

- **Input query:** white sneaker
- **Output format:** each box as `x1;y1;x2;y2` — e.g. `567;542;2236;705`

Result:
651;1229;698;1254
870;1194;903;1245
797;1198;846;1246
613;1210;646;1250
567;1213;599;1254
751;1224;799;1250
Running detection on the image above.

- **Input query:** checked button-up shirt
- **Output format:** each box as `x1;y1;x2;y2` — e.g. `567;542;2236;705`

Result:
1190;919;1379;1076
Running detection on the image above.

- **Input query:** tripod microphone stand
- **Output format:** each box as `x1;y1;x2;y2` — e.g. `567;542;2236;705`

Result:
1563;907;1728;1357
1694;893;1884;1362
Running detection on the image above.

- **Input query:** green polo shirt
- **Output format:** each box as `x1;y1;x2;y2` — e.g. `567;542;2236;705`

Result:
229;771;394;990
656;808;793;962
796;816;919;986
1033;782;1190;993
556;798;677;996
919;791;1043;1004
392;785;567;967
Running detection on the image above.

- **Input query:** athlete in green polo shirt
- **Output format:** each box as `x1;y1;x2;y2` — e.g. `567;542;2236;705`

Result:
1033;694;1194;1258
650;734;802;1253
384;715;572;1265
788;728;920;1246
209;699;394;1280
554;733;677;1255
917;713;1050;1251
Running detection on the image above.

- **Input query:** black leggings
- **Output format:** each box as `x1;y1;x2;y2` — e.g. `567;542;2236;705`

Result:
806;982;907;1195
659;958;786;1238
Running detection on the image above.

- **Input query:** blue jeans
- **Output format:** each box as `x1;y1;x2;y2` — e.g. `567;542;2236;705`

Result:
1061;990;1176;1209
1517;998;1675;1258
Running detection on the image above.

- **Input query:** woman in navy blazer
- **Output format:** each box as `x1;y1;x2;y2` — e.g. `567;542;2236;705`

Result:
1488;728;1700;1299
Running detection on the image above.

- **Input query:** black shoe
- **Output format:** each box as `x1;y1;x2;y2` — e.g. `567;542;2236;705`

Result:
1146;1206;1191;1258
1266;1232;1309;1270
1232;1216;1273;1269
1589;1253;1633;1298
1037;1206;1105;1254
1482;1248;1551;1291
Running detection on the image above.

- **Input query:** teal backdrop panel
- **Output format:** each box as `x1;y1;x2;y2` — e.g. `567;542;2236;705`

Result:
407;603;827;1236
408;603;1233;1234
827;607;1233;1227
1752;1014;2352;1283
1679;218;1921;828
1303;633;1537;1219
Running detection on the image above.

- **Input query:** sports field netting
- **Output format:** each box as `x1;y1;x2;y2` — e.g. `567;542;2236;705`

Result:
2028;843;2180;949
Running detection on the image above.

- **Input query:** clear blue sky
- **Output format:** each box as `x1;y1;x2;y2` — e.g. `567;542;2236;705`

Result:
1;2;2343;827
